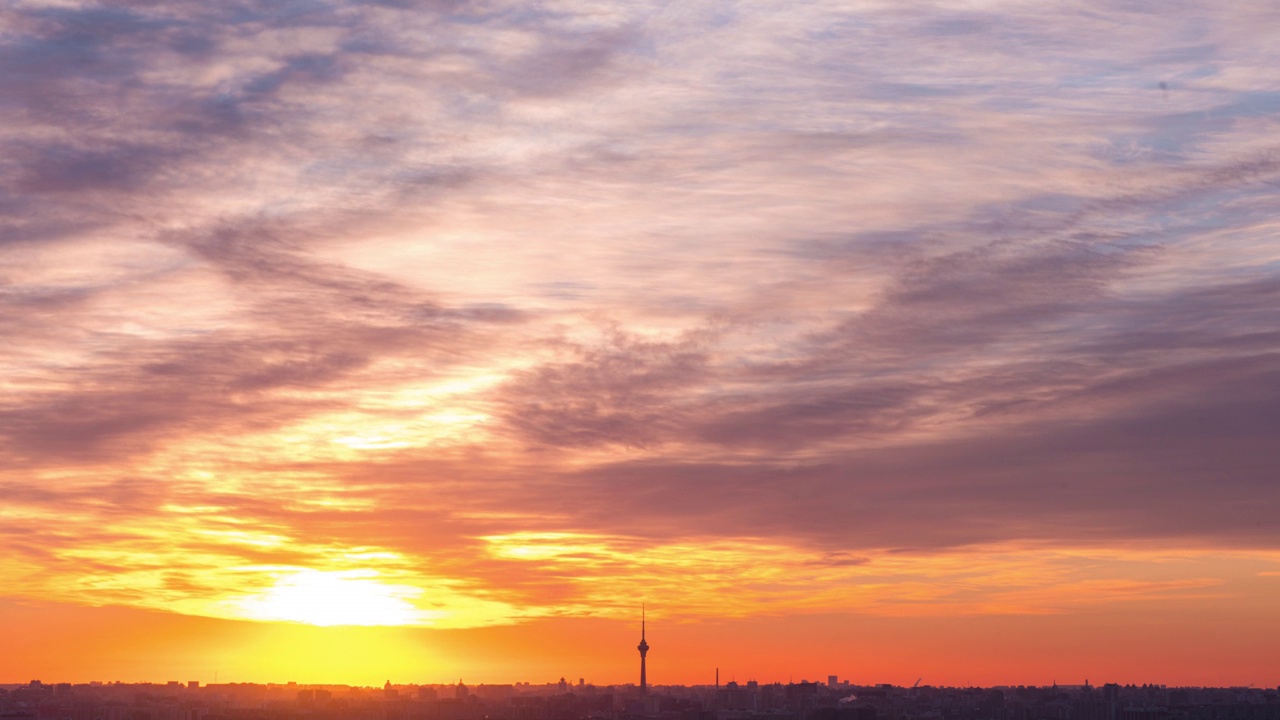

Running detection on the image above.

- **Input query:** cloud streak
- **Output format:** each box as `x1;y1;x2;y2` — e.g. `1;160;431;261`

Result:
1;0;1279;647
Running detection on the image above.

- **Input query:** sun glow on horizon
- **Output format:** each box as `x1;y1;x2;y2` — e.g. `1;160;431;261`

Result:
232;569;432;627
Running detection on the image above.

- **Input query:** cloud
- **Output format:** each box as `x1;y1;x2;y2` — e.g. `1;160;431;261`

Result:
1;0;1279;631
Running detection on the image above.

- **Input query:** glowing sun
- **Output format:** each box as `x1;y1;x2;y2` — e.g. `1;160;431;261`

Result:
235;569;426;627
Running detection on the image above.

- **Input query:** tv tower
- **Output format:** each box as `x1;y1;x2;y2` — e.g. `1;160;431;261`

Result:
637;604;650;695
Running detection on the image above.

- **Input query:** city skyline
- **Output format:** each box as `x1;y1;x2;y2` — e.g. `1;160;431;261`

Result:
3;678;1271;691
4;677;1277;720
3;0;1280;689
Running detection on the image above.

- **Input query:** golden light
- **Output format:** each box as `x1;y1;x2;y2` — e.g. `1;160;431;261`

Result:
234;569;429;627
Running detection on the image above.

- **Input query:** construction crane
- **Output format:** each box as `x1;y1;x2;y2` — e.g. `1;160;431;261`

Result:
913;678;922;689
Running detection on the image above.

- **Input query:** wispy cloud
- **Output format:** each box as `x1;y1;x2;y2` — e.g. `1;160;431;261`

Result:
1;0;1278;637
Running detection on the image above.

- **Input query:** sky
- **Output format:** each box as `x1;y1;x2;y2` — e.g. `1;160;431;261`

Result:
2;0;1280;688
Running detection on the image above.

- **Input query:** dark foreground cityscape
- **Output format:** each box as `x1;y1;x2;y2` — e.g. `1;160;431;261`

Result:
6;625;1279;720
5;678;1279;720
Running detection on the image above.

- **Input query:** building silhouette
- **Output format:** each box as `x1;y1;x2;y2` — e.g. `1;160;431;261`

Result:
637;605;650;696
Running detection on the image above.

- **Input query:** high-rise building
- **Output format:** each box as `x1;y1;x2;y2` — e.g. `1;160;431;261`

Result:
637;605;650;695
